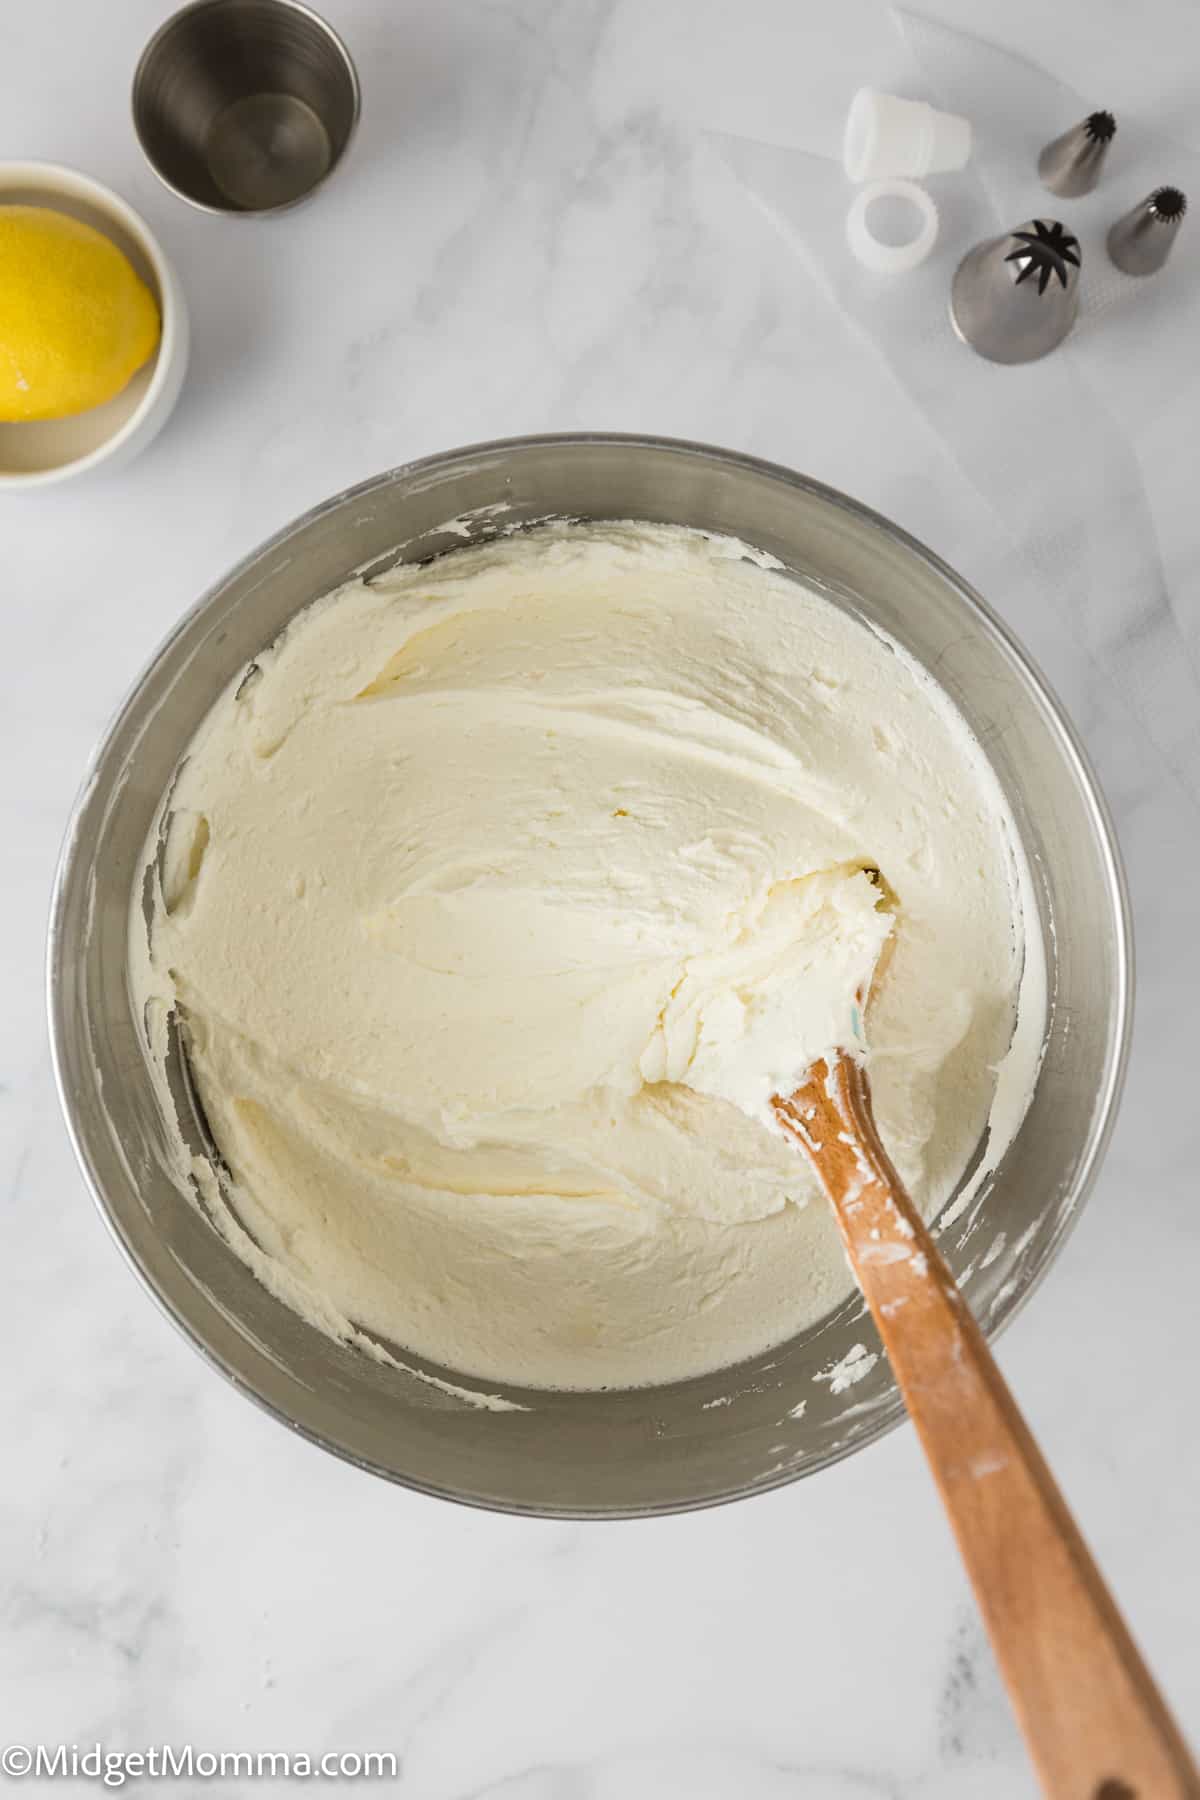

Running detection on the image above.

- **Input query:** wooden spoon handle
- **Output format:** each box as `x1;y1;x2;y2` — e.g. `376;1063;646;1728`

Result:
775;1057;1200;1800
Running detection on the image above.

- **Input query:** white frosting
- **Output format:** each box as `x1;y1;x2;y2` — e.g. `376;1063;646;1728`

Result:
131;522;1044;1391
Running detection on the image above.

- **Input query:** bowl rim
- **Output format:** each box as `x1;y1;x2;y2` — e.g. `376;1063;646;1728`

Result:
45;432;1135;1517
130;0;362;218
0;159;187;490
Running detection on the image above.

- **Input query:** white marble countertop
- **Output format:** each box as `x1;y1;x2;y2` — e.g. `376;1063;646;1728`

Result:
5;0;1199;1793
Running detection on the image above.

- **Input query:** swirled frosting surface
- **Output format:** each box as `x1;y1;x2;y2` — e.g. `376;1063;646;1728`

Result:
132;522;1042;1390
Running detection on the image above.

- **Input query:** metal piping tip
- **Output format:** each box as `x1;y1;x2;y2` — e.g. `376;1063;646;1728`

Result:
1107;186;1187;276
1038;110;1116;197
950;219;1081;364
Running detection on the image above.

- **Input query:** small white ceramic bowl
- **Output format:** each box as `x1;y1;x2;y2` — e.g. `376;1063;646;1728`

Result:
0;162;189;489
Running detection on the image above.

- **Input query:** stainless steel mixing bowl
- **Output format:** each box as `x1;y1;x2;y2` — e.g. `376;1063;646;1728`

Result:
47;435;1131;1517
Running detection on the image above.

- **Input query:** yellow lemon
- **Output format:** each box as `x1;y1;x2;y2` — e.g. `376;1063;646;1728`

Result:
0;205;161;422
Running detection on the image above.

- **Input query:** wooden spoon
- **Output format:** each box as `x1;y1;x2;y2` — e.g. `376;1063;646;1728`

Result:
773;1050;1200;1799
